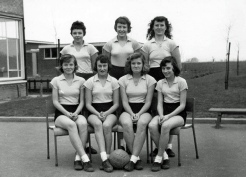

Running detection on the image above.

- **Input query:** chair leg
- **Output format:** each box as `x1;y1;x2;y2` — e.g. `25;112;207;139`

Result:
47;129;50;159
150;138;154;163
54;135;58;166
88;133;92;162
177;134;181;166
146;128;150;163
192;127;199;159
113;132;116;150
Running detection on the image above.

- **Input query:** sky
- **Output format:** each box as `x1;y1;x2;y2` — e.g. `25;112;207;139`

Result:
23;0;246;62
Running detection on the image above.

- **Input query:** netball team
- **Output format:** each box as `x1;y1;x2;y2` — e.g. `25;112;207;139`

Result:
50;16;188;173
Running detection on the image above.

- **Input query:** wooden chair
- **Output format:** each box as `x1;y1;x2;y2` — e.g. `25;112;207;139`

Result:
117;123;150;163
150;97;199;166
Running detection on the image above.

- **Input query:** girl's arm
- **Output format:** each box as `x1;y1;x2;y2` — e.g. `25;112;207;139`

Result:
91;53;98;72
52;87;71;118
72;87;84;117
103;88;119;117
120;85;134;117
102;49;111;60
140;50;150;67
85;88;101;118
171;47;182;70
137;84;155;116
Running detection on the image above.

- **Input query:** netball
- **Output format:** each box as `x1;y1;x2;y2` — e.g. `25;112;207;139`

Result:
109;149;130;169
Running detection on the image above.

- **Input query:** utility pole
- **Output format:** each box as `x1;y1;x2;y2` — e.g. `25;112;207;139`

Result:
225;42;231;90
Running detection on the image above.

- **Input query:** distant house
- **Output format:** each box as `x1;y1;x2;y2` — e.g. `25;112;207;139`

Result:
0;0;26;100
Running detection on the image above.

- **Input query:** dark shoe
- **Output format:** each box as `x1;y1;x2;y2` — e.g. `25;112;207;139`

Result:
102;159;113;173
124;161;135;172
149;148;158;157
83;161;94;172
86;146;97;154
119;146;125;151
166;148;175;157
161;159;170;169
74;160;83;170
151;162;161;172
134;160;143;170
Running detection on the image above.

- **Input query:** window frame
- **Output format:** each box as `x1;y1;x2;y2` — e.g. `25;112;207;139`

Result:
0;15;25;81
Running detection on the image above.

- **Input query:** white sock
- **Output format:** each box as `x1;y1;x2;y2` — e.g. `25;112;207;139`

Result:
167;143;172;149
154;155;163;163
130;155;138;163
86;143;89;148
75;152;81;161
163;151;169;160
81;154;90;162
120;139;124;146
100;151;107;162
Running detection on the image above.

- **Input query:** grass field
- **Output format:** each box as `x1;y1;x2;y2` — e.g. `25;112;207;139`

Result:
0;62;246;118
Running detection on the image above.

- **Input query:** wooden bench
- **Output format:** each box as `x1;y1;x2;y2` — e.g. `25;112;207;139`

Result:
209;108;246;128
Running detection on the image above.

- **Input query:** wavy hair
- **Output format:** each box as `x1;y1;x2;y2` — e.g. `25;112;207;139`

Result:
124;52;149;75
70;21;86;36
160;56;180;76
146;16;172;40
59;54;78;73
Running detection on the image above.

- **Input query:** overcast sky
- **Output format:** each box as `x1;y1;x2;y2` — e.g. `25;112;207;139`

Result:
23;0;246;62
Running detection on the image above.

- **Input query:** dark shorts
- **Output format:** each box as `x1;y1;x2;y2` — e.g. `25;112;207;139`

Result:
109;65;125;80
89;102;116;115
123;103;151;114
54;104;81;121
76;72;95;80
163;102;187;125
149;67;164;82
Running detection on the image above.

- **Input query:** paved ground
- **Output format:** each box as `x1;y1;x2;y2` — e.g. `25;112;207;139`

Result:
0;122;246;177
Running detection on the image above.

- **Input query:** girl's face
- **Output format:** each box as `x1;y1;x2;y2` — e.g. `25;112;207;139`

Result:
116;23;128;37
153;21;166;36
97;60;108;76
161;62;174;78
71;29;84;42
131;57;143;74
62;59;75;74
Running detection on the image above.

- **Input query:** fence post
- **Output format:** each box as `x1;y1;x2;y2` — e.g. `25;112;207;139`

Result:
16;85;20;98
40;82;43;97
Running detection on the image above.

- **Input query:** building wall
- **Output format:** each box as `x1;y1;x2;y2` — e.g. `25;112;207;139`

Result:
0;0;23;16
0;0;26;100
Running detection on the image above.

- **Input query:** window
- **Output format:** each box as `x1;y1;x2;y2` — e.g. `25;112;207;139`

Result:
0;17;24;80
44;47;63;59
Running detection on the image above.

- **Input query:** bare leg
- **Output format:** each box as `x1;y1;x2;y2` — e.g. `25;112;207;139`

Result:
132;113;152;157
119;112;134;153
148;116;160;147
102;114;117;154
88;114;106;153
55;115;86;157
156;116;184;157
75;115;88;149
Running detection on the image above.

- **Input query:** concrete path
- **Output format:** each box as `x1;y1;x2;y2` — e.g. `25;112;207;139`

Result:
0;122;246;177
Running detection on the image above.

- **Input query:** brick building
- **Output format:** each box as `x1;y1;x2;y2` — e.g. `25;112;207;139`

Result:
0;0;26;100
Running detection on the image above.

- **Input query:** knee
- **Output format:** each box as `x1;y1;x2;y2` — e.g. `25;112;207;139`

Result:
148;121;157;131
160;123;171;134
67;121;77;131
76;119;88;130
103;122;112;132
93;121;103;130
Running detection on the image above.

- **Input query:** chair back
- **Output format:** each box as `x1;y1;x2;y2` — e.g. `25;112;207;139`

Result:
185;97;195;124
45;99;56;128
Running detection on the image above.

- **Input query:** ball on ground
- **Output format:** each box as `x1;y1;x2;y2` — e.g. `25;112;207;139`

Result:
109;149;130;169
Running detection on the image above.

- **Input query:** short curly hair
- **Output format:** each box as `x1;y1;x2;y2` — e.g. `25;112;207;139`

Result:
114;16;132;33
59;54;78;73
124;52;149;75
146;16;172;40
93;54;112;72
70;21;86;36
160;56;180;76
